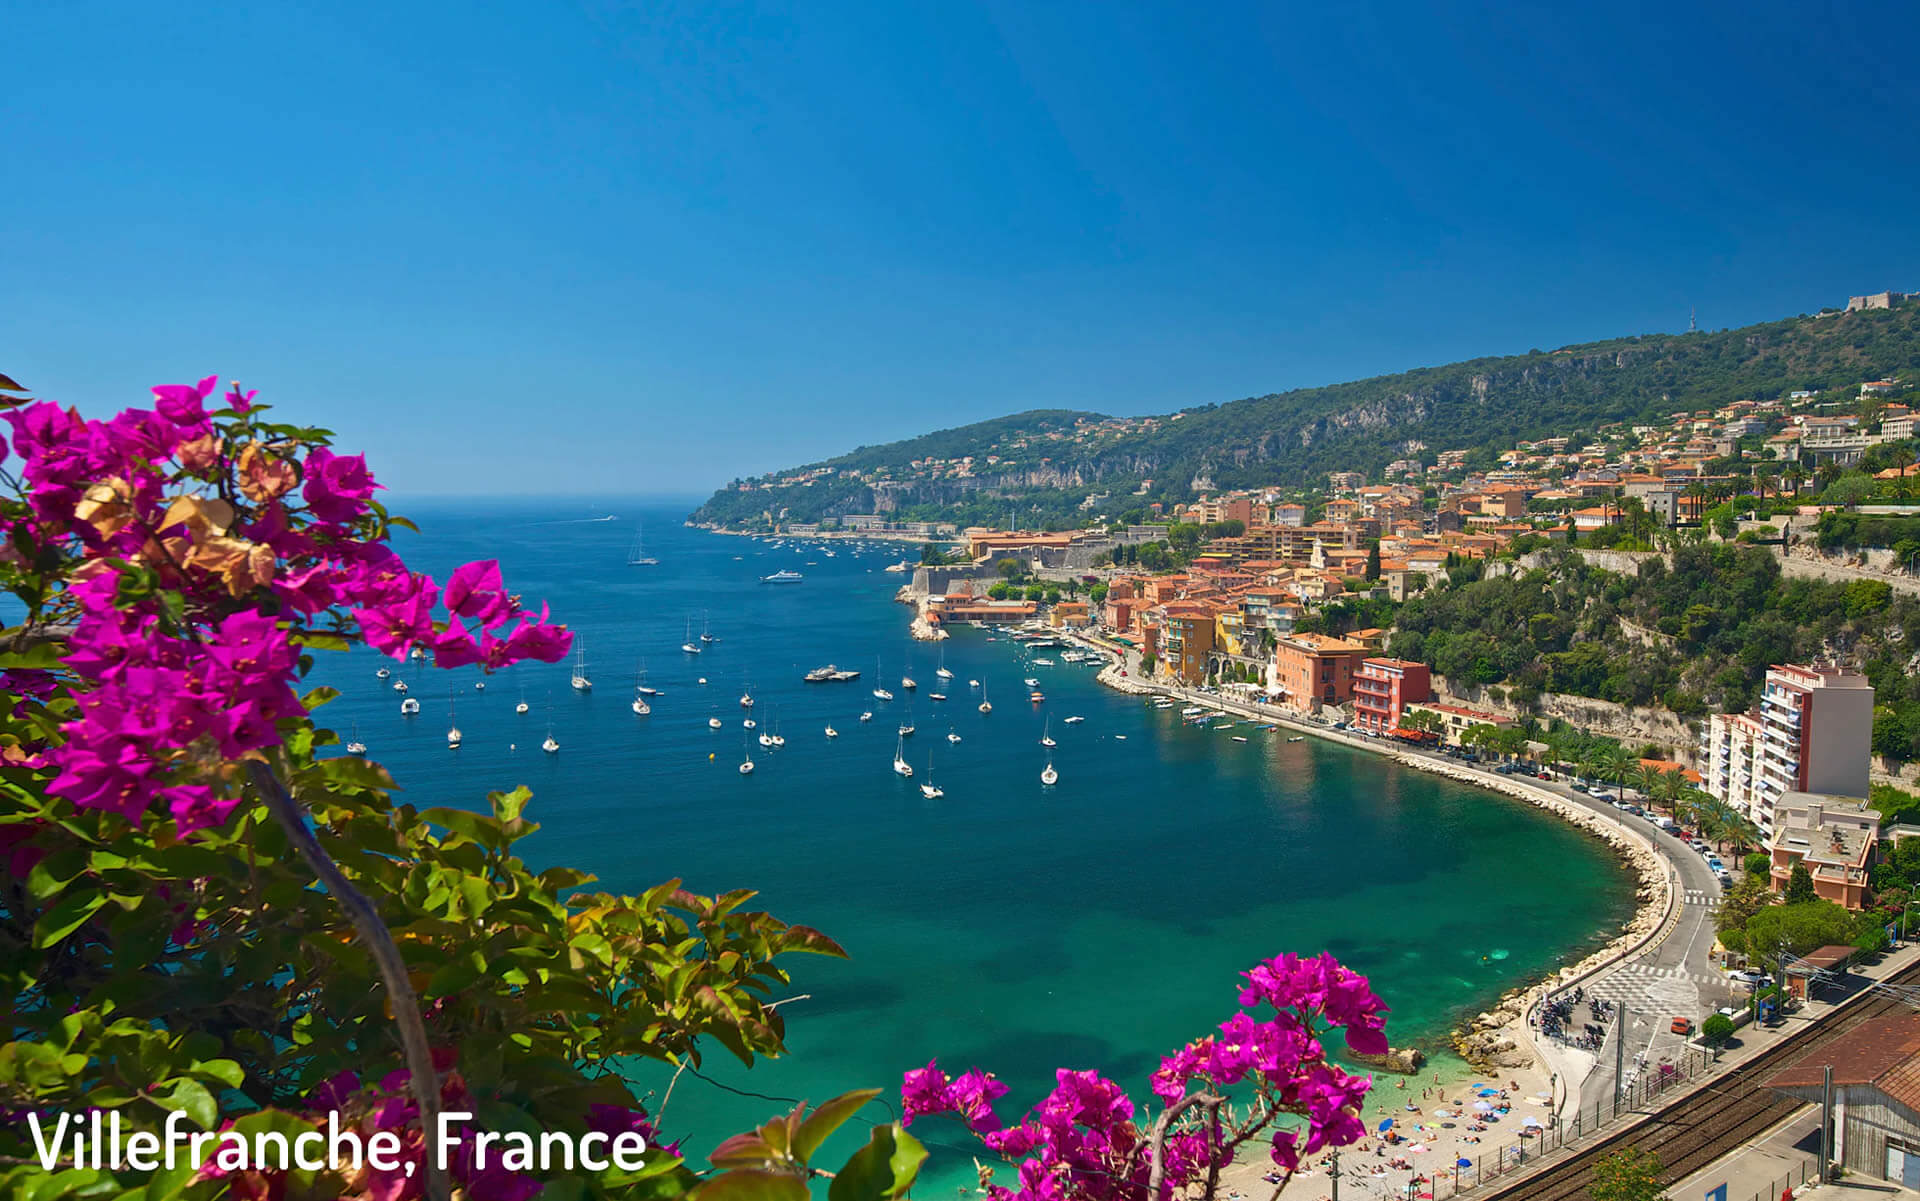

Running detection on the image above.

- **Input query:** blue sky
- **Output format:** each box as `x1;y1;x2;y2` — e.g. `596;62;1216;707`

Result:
4;2;1915;497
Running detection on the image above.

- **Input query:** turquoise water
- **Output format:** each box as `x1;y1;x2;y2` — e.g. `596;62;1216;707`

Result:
320;501;1637;1189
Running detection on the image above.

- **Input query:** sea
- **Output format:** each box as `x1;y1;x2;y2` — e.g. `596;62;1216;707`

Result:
316;499;1638;1192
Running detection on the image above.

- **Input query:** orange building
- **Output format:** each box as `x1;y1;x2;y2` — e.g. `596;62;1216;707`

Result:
1272;633;1370;713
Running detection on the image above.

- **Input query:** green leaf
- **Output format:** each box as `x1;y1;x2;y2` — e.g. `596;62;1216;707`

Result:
696;1170;810;1201
190;1058;245;1088
153;1078;218;1129
827;1125;927;1201
491;786;531;823
426;952;486;998
27;848;88;900
33;887;106;947
793;1089;880;1164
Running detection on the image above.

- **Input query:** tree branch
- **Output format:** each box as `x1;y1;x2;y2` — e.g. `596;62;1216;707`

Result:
1149;1090;1223;1201
248;760;449;1201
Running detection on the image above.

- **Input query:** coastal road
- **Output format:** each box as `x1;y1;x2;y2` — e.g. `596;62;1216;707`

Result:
1077;633;1735;1107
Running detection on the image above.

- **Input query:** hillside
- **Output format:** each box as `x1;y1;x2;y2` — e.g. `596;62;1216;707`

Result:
689;305;1920;529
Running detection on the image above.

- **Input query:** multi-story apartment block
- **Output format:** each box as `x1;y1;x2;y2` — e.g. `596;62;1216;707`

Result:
1703;666;1873;835
1272;633;1369;714
1351;658;1432;734
1768;793;1879;911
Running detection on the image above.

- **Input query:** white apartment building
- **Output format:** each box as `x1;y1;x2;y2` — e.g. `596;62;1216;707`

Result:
1700;665;1873;835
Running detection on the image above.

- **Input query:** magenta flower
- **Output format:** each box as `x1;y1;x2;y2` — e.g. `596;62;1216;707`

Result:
302;446;381;523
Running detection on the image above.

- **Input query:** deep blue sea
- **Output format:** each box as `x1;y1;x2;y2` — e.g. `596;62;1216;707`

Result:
315;500;1636;1192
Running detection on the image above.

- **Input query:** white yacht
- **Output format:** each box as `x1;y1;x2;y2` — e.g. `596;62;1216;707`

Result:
892;733;914;778
920;752;944;800
542;732;560;754
1064;715;1084;725
740;733;754;775
376;666;391;680
978;682;992;714
859;711;873;722
759;730;774;748
935;647;954;680
700;612;718;644
570;641;592;691
681;617;701;655
947;728;962;744
635;661;660;696
394;679;409;694
708;716;723;730
626;524;658;566
740;687;754;709
901;674;916;691
1040;716;1055;748
825;725;838;738
345;723;366;755
770;722;785;748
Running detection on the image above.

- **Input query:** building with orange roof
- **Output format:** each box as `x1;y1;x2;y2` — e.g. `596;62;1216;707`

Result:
1353;658;1431;733
1272;632;1370;714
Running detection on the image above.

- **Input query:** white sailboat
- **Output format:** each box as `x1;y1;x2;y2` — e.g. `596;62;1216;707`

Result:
681;617;701;655
892;733;914;778
758;730;774;748
708;716;723;729
376;666;391;680
947;727;961;744
740;731;755;775
542;729;560;754
771;720;785;748
571;640;592;691
1041;758;1058;786
700;612;718;644
346;723;367;755
901;668;916;691
825;725;838;738
740;685;754;709
394;678;409;694
627;524;659;566
920;751;944;799
935;646;954;680
871;656;892;701
516;686;530;715
1040;716;1055;748
978;682;992;714
636;660;660;696
447;695;462;749
859;711;873;722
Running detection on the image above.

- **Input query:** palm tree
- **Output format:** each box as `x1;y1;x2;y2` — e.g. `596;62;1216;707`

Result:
1633;762;1665;802
1593;742;1632;794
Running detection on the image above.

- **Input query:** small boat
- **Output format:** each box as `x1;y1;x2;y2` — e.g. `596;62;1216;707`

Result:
1040;717;1055;748
1288;735;1305;742
626;523;659;566
708;717;723;730
474;681;485;691
345;723;366;755
740;734;755;775
411;647;426;661
929;692;947;702
1064;716;1084;725
741;688;755;708
759;731;774;748
1029;691;1045;703
1041;759;1058;786
636;661;661;696
902;674;916;691
681;617;702;655
968;679;979;688
935;648;954;680
761;569;804;583
872;687;893;701
805;665;861;682
979;682;992;714
394;680;409;694
571;641;592;691
898;722;915;737
1033;658;1055;666
376;667;391;679
744;717;757;729
542;732;559;754
1115;734;1127;740
825;725;839;738
400;697;421;715
1232;735;1249;743
771;723;785;748
892;733;914;777
632;694;650;715
860;711;873;722
1023;677;1039;688
700;612;718;644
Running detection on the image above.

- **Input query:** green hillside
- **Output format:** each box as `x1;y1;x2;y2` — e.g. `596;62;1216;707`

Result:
690;305;1920;529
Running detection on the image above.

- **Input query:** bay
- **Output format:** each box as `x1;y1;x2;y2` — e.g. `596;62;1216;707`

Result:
321;499;1638;1190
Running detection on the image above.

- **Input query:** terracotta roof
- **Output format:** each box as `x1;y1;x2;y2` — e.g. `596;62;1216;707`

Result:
1765;1015;1920;1112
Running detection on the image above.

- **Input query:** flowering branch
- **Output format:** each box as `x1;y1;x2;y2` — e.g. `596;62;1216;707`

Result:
246;759;450;1201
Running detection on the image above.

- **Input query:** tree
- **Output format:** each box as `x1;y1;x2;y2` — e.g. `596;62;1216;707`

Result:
1745;852;1770;879
1365;540;1381;581
1590;1147;1665;1201
1745;900;1858;966
1785;863;1817;904
1701;1012;1737;1046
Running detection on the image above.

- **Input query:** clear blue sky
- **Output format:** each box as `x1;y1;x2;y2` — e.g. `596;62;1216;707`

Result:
4;2;1915;497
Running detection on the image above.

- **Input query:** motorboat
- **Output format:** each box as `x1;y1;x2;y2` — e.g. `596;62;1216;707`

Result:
1064;716;1084;724
761;569;803;583
805;665;861;682
708;717;723;730
901;675;916;691
376;667;391;680
825;725;838;738
400;697;421;715
741;689;755;708
1041;759;1058;786
897;722;915;737
394;680;409;694
1023;677;1039;688
859;711;873;722
928;692;947;701
542;733;560;754
947;729;961;744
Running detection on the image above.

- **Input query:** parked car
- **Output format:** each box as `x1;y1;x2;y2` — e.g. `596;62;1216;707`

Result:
1627;805;1646;817
1714;870;1733;887
1670;1016;1694;1036
1727;970;1774;987
1571;782;1589;793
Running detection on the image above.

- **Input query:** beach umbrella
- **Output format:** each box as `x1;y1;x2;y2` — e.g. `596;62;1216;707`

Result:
1521;1117;1542;1128
1378;1119;1395;1132
1457;1159;1473;1169
1473;1101;1495;1113
1477;1088;1500;1097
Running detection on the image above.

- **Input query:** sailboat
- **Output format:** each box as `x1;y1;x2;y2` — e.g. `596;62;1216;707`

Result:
346;723;367;755
740;685;754;709
978;682;992;714
681;617;701;655
571;640;592;691
935;646;954;680
871;656;893;701
446;695;462;749
542;728;560;754
376;666;391;680
635;661;661;696
758;729;774;748
897;712;915;737
859;711;873;722
394;678;409;694
892;732;914;778
700;612;718;644
920;751;944;799
901;664;917;691
1041;758;1058;786
825;724;838;738
626;523;659;566
771;719;785;748
708;715;723;729
740;731;755;775
1040;716;1055;748
516;686;530;715
631;673;650;715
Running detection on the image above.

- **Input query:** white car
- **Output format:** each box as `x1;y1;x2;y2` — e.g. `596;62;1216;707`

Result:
1727;970;1773;987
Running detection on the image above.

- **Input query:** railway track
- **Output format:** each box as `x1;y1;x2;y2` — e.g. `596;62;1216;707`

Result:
1479;957;1920;1201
